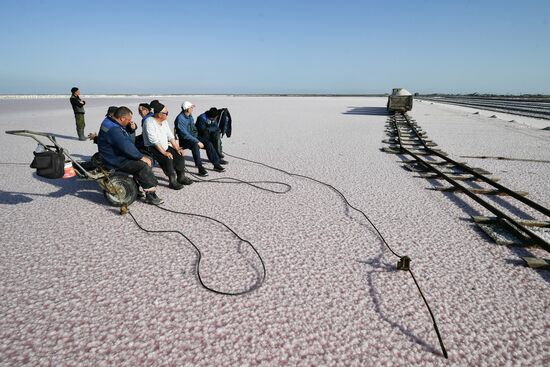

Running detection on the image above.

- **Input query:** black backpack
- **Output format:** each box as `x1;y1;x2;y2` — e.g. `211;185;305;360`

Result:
30;147;65;179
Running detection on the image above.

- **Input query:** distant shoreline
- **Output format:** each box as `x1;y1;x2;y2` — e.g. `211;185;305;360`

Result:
1;93;549;100
0;94;389;100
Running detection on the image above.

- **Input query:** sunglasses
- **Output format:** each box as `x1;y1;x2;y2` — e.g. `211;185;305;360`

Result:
160;111;169;116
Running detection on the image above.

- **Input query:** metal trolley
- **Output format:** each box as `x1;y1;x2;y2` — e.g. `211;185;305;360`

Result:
5;130;139;209
387;88;413;113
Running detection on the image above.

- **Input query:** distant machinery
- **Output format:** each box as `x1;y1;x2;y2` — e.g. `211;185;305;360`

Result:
387;88;413;113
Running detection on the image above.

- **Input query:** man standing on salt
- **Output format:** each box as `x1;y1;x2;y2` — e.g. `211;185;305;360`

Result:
69;87;87;140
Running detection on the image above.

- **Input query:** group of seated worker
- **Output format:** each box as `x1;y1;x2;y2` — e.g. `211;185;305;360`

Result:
95;101;228;205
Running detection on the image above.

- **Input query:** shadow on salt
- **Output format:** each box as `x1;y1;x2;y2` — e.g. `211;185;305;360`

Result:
343;106;389;116
0;173;104;206
358;251;443;357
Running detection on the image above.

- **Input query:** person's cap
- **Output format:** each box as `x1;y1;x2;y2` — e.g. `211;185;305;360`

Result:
206;107;219;118
71;87;79;93
106;106;118;116
150;100;165;114
182;101;195;110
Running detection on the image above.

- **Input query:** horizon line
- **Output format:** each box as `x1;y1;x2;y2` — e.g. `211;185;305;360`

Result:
2;92;550;98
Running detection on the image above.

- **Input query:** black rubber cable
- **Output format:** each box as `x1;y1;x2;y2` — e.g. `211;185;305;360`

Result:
3;157;448;357
187;171;291;194
223;153;403;257
128;205;266;296
224;152;448;359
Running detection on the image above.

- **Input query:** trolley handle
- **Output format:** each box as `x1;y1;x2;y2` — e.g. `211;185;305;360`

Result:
5;129;59;147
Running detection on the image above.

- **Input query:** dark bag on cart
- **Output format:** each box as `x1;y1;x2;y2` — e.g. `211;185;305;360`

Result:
30;147;65;179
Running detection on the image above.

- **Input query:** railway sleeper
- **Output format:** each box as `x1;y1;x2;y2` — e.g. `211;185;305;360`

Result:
395;128;427;136
402;162;460;172
384;128;428;136
471;216;550;258
408;149;447;156
401;159;466;166
403;132;429;138
398;139;430;144
401;159;491;176
382;140;438;147
522;257;550;270
396;128;423;132
395;125;424;131
386;144;438;152
414;173;499;182
385;134;428;141
430;187;529;196
472;217;539;246
385;140;436;146
472;216;550;228
410;162;493;175
403;163;430;172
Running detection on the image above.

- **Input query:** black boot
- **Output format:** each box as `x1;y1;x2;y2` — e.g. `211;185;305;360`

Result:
169;173;184;190
145;191;163;205
77;128;86;141
177;171;193;185
198;166;208;177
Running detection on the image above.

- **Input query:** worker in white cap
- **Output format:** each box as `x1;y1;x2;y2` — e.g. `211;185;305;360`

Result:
174;101;225;176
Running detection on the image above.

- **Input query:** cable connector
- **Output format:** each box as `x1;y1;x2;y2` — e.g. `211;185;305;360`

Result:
120;204;128;215
397;256;411;270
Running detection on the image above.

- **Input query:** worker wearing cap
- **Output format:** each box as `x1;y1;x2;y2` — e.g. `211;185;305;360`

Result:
175;102;225;175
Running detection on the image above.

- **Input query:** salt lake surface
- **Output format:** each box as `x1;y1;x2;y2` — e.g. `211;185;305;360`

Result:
0;96;548;366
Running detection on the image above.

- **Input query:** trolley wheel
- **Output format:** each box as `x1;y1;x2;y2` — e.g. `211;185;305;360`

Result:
103;175;138;207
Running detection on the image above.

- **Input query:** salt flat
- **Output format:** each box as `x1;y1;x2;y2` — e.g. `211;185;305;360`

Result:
0;96;549;366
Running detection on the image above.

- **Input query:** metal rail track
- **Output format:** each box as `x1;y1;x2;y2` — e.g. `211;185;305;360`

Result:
418;97;550;120
382;112;550;267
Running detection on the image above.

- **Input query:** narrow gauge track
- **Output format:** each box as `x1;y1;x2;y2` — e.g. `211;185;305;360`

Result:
417;96;550;120
382;112;550;267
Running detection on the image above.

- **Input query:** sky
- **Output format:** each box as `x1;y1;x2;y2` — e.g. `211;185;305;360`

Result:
1;0;549;95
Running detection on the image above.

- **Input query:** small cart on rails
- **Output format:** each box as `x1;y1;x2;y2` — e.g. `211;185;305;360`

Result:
387;88;413;113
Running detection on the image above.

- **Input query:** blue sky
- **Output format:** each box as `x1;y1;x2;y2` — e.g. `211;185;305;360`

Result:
1;0;549;94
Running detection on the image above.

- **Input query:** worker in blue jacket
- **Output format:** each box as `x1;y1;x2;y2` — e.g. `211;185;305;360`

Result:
195;107;228;165
97;106;162;205
90;106;137;144
175;101;225;175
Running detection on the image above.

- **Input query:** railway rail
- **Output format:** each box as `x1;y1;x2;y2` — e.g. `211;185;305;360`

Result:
417;96;550;120
382;112;550;269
